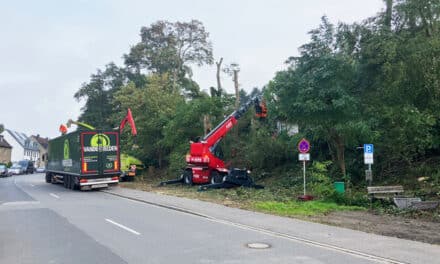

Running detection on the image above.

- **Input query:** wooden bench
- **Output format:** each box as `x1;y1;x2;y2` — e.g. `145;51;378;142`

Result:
367;185;404;199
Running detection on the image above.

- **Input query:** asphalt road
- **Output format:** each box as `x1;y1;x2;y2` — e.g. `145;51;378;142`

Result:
0;174;422;263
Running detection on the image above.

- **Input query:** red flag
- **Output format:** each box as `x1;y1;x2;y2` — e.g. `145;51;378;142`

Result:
120;108;137;136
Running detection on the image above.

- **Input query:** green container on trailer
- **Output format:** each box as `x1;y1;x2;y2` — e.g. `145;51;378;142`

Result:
46;130;120;190
334;181;345;194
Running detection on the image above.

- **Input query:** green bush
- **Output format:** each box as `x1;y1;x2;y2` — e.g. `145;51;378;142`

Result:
308;161;335;198
327;192;370;207
167;143;188;177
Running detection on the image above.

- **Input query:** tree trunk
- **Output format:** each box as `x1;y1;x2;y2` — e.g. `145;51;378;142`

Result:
216;58;223;94
329;129;346;179
418;7;432;37
158;150;162;169
335;138;346;178
384;0;393;30
232;69;240;141
203;115;212;135
233;70;239;110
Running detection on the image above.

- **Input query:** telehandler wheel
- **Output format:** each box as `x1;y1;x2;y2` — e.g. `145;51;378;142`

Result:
210;171;223;184
183;170;193;186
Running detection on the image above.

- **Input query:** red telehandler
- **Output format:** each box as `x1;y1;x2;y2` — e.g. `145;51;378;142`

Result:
160;97;267;190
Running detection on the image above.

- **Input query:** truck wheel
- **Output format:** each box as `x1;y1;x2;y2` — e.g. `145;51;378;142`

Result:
69;176;75;190
210;171;223;184
119;173;126;182
183;170;193;186
45;173;51;183
51;174;57;184
68;175;73;189
63;176;68;188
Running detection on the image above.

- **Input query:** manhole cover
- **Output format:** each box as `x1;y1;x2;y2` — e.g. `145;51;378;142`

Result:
246;242;271;249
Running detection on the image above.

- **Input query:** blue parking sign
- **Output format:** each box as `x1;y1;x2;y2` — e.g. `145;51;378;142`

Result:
364;144;374;154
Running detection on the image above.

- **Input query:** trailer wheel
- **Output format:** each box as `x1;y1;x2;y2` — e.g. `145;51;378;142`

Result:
64;175;69;189
67;175;73;190
72;176;79;190
68;175;71;189
210;171;223;184
183;170;193;185
45;173;51;183
69;175;74;190
51;174;57;184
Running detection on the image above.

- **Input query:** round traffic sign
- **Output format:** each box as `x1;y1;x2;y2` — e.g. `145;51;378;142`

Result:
298;138;310;153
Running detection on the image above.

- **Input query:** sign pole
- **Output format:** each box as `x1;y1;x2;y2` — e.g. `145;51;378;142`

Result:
303;160;306;196
367;163;372;186
363;144;374;186
298;138;312;201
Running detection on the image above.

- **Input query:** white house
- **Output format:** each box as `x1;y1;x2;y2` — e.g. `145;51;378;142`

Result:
276;121;299;136
1;129;39;163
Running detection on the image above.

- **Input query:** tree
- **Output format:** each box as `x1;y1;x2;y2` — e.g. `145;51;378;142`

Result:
113;74;183;168
268;17;365;179
124;20;213;91
354;0;440;174
162;95;224;173
394;0;440;37
74;63;127;128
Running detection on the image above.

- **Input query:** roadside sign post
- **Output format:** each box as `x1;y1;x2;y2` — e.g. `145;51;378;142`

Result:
363;144;374;185
298;139;310;197
298;153;310;195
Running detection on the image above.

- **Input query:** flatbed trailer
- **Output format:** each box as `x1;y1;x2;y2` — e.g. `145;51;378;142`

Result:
46;130;120;190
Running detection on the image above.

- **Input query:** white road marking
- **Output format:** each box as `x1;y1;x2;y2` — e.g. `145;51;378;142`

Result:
2;201;40;206
49;193;60;199
105;218;141;236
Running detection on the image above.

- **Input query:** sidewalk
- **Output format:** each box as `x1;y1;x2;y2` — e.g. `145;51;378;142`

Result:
103;186;440;264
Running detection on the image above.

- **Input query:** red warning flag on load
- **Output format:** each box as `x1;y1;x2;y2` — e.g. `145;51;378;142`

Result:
120;108;137;136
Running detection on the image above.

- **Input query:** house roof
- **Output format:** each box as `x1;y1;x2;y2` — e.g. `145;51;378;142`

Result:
0;136;12;149
31;135;49;149
5;129;39;151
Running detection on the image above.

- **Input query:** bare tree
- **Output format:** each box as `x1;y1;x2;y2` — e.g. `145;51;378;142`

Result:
224;63;240;109
215;57;223;94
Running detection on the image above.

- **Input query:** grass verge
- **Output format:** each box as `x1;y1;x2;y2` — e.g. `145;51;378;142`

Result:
253;201;364;217
119;180;365;218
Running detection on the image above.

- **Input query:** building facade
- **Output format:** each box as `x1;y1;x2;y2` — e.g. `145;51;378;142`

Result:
30;135;49;167
0;135;12;164
1;129;39;163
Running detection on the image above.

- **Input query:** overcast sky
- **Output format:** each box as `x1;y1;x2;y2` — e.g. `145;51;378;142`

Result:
0;0;384;139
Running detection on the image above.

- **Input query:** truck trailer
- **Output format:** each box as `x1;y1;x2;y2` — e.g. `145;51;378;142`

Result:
45;130;120;190
46;109;137;190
